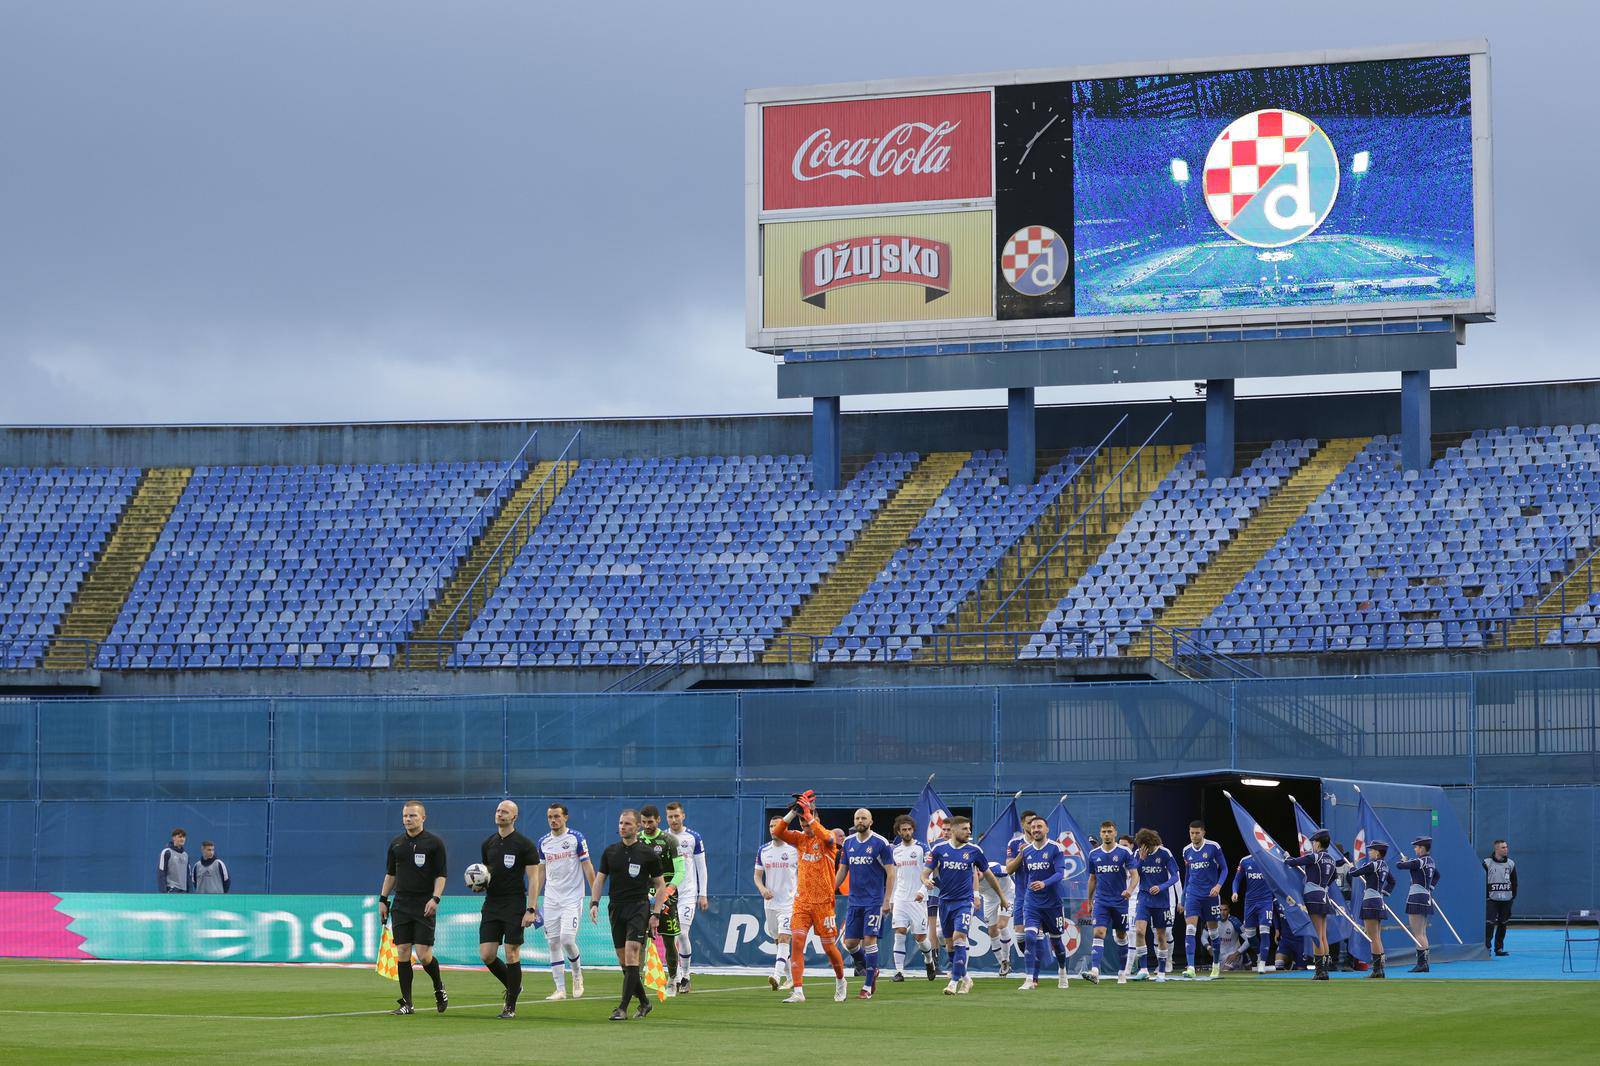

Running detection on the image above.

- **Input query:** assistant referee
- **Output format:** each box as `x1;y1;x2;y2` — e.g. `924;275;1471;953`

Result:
378;800;449;1015
589;808;667;1021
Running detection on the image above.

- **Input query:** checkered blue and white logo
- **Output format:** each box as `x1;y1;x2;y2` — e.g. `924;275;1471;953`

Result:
1000;225;1068;296
1203;109;1339;248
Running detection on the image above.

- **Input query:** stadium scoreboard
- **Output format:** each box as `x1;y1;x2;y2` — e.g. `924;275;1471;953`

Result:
745;41;1493;394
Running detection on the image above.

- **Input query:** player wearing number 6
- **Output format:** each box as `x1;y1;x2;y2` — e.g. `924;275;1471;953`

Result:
772;790;848;1004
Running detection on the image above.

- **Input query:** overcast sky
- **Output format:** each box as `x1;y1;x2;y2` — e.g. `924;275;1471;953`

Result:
1;1;1594;426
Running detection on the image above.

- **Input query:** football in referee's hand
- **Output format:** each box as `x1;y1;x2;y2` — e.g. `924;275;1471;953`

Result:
464;863;491;891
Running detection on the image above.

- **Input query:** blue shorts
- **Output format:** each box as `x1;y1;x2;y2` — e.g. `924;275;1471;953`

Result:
1406;891;1433;916
926;895;940;916
1184;893;1223;922
1022;901;1064;936
939;901;974;940
1135;894;1170;924
1244;902;1272;930
843;903;885;940
1092;900;1128;931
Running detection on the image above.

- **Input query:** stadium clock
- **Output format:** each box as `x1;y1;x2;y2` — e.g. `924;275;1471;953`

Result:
994;82;1075;320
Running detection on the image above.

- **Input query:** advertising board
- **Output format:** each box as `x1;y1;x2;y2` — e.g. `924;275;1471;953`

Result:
747;41;1492;378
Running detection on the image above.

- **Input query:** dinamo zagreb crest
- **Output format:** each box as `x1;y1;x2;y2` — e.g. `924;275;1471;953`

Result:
1203;109;1339;248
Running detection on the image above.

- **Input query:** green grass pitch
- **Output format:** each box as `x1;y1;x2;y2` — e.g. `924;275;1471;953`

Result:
1;960;1596;1065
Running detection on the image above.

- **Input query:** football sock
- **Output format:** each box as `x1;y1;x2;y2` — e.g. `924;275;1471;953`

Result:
1186;929;1198;967
893;932;907;972
679;946;692;981
822;938;845;979
997;924;1014;961
1090;936;1105;970
1026;929;1043;980
664;937;679;982
1050;934;1067;968
422;958;444;991
507;962;522;1006
619;965;638;1009
566;945;583;981
789;933;806;987
485;957;509;988
951;945;969;981
398;959;413;1001
851;947;867;972
864;945;879;990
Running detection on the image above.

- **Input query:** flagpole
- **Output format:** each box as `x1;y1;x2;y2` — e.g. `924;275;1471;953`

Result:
1353;786;1465;945
1291;796;1421;950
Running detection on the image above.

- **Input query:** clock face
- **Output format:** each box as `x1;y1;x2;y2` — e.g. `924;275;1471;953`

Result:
994;82;1075;320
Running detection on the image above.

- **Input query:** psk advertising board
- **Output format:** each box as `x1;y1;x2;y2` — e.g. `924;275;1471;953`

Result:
747;42;1492;358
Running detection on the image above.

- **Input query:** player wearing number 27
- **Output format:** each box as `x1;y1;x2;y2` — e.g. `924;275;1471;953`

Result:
770;790;848;1004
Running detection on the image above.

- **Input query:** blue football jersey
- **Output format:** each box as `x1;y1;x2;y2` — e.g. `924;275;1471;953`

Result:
926;840;985;907
1233;855;1274;908
1090;844;1134;902
1134;846;1181;896
1018;840;1066;907
842;832;894;904
1182;839;1227;896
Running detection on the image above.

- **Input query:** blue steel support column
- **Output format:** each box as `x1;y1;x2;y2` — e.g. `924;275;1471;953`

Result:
1007;387;1036;487
1205;378;1236;479
1401;369;1432;471
812;396;841;492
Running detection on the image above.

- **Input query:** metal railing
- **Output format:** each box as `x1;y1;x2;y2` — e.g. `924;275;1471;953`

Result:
385;428;539;642
977;411;1175;634
406;430;583;660
1483;506;1600;618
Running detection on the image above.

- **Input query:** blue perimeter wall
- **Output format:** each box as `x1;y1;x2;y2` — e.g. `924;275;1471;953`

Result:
2;668;1597;918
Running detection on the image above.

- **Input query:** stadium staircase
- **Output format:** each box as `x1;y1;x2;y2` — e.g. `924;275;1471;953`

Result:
929;443;1188;663
1504;544;1600;648
1136;436;1370;667
763;452;968;663
42;467;192;670
399;459;576;667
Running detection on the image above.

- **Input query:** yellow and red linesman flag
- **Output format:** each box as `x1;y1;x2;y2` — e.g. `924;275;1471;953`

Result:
376;926;399;981
643;935;669;1001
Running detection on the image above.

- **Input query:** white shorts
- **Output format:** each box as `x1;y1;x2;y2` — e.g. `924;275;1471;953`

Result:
543;904;581;940
764;902;794;940
677;893;698;930
978;884;1013;926
892;898;928;936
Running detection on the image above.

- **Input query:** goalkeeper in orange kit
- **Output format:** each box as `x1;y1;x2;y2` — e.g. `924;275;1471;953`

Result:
770;789;847;1004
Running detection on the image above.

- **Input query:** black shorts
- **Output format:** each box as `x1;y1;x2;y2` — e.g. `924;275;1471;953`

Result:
391;898;436;947
479;898;527;946
609;901;650;949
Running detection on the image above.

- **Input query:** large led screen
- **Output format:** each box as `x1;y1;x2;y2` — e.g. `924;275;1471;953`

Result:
1069;56;1476;317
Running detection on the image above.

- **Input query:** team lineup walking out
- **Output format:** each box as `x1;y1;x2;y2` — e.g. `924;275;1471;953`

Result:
374;788;1461;1020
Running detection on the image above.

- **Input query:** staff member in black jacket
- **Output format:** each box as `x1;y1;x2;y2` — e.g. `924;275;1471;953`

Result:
379;800;450;1015
589;808;667;1021
1484;839;1517;957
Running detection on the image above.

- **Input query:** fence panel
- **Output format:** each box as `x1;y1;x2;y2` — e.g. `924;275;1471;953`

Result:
0;701;34;801
1474;670;1600;785
38;699;270;801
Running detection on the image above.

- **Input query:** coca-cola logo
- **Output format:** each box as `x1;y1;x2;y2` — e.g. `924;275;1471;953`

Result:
762;91;990;211
800;235;952;309
791;121;961;183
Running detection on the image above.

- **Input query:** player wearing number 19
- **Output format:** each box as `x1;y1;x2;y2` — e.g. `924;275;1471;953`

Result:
925;816;1004;996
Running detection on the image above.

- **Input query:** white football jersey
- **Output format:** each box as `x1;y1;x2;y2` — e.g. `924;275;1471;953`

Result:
892;840;926;903
537;829;591;907
757;839;798;906
675;827;706;894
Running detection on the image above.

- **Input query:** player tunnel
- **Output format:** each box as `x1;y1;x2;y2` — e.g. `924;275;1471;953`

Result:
1131;769;1323;882
1131;769;1487;963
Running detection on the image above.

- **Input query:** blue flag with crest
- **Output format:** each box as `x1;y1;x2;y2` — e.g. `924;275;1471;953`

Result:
978;798;1024;870
1045;798;1093;904
1290;796;1369;962
908;782;952;851
1225;792;1316;947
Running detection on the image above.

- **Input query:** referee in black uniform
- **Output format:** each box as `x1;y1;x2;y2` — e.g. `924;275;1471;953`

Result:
476;799;542;1019
379;800;449;1015
589;808;667;1021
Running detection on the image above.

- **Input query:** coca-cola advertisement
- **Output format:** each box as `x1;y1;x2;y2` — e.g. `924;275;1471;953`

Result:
762;91;992;211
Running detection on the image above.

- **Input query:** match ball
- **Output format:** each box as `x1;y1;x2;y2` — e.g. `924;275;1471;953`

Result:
464;862;491;889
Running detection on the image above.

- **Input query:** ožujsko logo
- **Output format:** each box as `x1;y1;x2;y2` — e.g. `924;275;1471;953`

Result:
1202;109;1339;248
1001;225;1068;296
801;235;951;308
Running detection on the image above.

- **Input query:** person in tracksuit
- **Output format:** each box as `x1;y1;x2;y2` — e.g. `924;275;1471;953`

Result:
157;829;190;893
1396;835;1441;972
190;841;231;893
1346;840;1396;979
1285;829;1338;981
1483;839;1517;957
